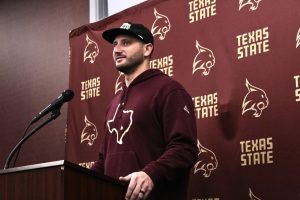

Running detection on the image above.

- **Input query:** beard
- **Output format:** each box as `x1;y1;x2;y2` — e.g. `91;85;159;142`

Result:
115;51;144;74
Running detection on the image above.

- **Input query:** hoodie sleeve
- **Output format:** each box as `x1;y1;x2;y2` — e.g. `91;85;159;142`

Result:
142;88;198;184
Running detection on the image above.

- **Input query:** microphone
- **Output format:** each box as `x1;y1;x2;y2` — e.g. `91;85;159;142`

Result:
3;89;74;169
30;89;74;124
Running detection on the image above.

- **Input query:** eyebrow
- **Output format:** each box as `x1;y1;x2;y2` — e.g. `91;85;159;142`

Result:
113;37;140;45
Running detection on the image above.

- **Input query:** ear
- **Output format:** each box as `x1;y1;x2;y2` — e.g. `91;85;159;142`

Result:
143;43;154;57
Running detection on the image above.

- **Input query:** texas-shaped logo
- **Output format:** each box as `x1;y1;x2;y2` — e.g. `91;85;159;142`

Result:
249;188;261;200
192;40;215;76
107;104;133;144
239;0;262;11
194;139;218;178
242;79;269;117
151;8;171;40
80;115;98;146
83;34;99;64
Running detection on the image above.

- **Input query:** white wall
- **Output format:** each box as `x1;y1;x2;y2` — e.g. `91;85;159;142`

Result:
108;0;146;16
90;0;146;22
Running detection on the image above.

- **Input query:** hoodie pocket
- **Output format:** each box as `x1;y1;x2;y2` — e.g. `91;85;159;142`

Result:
104;151;141;178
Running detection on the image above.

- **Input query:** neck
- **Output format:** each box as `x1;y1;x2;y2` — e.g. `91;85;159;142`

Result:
124;61;149;87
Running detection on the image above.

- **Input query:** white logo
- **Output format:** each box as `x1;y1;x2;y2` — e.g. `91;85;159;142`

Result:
83;34;99;64
242;79;269;117
80;116;98;146
192;40;215;76
115;72;125;94
249;188;261;200
194;139;218;178
296;28;300;48
184;105;190;114
120;23;131;30
239;0;262;11
151;8;171;40
107;104;133;144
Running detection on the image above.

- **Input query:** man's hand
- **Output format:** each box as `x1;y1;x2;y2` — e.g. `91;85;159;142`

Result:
119;171;154;200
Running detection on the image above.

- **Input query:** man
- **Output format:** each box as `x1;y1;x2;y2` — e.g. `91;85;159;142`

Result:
92;22;198;200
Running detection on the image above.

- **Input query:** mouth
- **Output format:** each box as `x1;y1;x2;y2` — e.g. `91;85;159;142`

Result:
115;55;126;63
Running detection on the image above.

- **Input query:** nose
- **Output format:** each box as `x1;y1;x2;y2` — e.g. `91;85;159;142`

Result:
113;43;122;53
113;43;125;61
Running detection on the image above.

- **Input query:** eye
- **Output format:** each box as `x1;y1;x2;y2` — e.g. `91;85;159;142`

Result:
123;40;130;46
113;39;132;47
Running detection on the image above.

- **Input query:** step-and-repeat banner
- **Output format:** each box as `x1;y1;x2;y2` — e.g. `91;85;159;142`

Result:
66;0;300;199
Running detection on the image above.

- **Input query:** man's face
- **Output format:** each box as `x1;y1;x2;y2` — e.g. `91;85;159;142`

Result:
112;35;145;74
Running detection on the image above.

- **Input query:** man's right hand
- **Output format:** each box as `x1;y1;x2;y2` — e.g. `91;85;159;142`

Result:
119;171;154;200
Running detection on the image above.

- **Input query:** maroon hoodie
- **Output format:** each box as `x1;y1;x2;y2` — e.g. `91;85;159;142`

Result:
93;69;198;200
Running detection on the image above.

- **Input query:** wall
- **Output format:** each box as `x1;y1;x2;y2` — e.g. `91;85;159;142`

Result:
108;0;146;15
0;0;88;168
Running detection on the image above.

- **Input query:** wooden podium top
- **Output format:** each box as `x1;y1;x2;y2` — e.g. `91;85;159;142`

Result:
0;160;127;200
1;160;67;174
0;160;125;185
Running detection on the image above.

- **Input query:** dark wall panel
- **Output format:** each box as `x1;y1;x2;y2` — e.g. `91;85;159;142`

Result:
0;0;88;167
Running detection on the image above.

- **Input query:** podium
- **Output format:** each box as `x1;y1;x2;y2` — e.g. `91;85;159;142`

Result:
0;160;127;200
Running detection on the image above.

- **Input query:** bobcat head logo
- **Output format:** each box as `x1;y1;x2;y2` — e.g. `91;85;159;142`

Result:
194;140;218;178
115;72;125;94
242;79;269;117
249;188;261;200
192;40;215;76
81;116;98;146
239;0;262;11
107;104;133;144
151;8;171;40
83;34;99;64
296;28;300;48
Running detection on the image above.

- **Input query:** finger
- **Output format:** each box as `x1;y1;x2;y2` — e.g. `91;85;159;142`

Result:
129;180;142;200
140;173;153;199
125;174;138;200
119;173;132;182
139;187;148;200
143;189;150;200
137;191;144;200
142;185;152;200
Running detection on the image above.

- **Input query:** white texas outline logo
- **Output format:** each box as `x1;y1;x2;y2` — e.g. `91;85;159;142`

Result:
107;104;133;144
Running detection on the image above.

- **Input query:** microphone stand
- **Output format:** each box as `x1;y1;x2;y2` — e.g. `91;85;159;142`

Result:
3;108;61;169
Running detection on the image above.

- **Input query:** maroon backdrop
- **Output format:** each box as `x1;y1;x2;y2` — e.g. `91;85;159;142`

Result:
66;0;300;199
